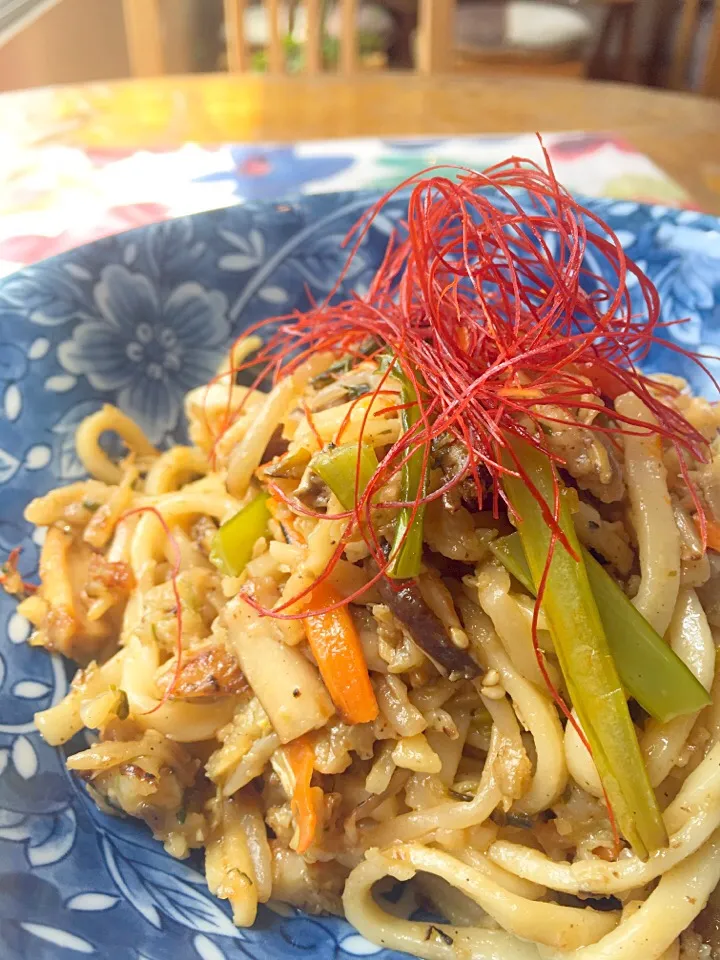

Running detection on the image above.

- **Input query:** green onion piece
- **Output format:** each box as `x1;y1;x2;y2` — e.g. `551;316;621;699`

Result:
489;533;535;594
311;443;379;512
388;367;428;580
502;436;667;858
490;532;710;724
210;492;271;576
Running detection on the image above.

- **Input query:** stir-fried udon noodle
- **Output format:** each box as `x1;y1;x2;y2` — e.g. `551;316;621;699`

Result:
9;160;720;959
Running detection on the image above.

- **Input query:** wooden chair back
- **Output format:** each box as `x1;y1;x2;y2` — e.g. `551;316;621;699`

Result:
657;0;720;95
122;0;457;79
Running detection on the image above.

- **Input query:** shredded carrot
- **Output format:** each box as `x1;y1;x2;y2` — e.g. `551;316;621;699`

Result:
304;581;379;724
285;735;318;854
704;517;720;553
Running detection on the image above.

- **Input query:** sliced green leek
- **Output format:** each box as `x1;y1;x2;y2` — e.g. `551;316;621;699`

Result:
388;367;428;580
490;532;710;724
210;492;271;576
489;533;536;594
311;442;379;512
502;436;667;857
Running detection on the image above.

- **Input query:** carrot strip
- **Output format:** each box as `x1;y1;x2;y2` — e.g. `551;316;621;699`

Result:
704;517;720;553
304;582;378;724
285;735;318;854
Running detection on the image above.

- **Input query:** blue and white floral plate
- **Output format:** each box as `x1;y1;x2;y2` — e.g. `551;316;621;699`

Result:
1;191;719;960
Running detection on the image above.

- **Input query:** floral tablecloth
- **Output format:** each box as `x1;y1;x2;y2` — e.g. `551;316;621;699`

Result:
0;131;691;277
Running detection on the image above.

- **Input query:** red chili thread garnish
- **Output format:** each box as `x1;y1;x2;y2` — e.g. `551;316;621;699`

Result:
121;507;183;712
302;400;324;449
334;390;372;446
206;151;715;579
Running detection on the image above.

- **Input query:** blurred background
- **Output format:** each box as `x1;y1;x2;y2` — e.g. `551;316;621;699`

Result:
0;0;716;93
0;0;716;277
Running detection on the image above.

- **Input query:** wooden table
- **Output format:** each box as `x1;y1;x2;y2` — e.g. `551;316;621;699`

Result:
3;72;720;214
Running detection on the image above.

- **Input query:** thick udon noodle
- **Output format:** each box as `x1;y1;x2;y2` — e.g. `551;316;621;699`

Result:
17;343;720;960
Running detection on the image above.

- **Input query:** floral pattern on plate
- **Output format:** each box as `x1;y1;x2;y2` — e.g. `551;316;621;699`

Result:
0;191;719;960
